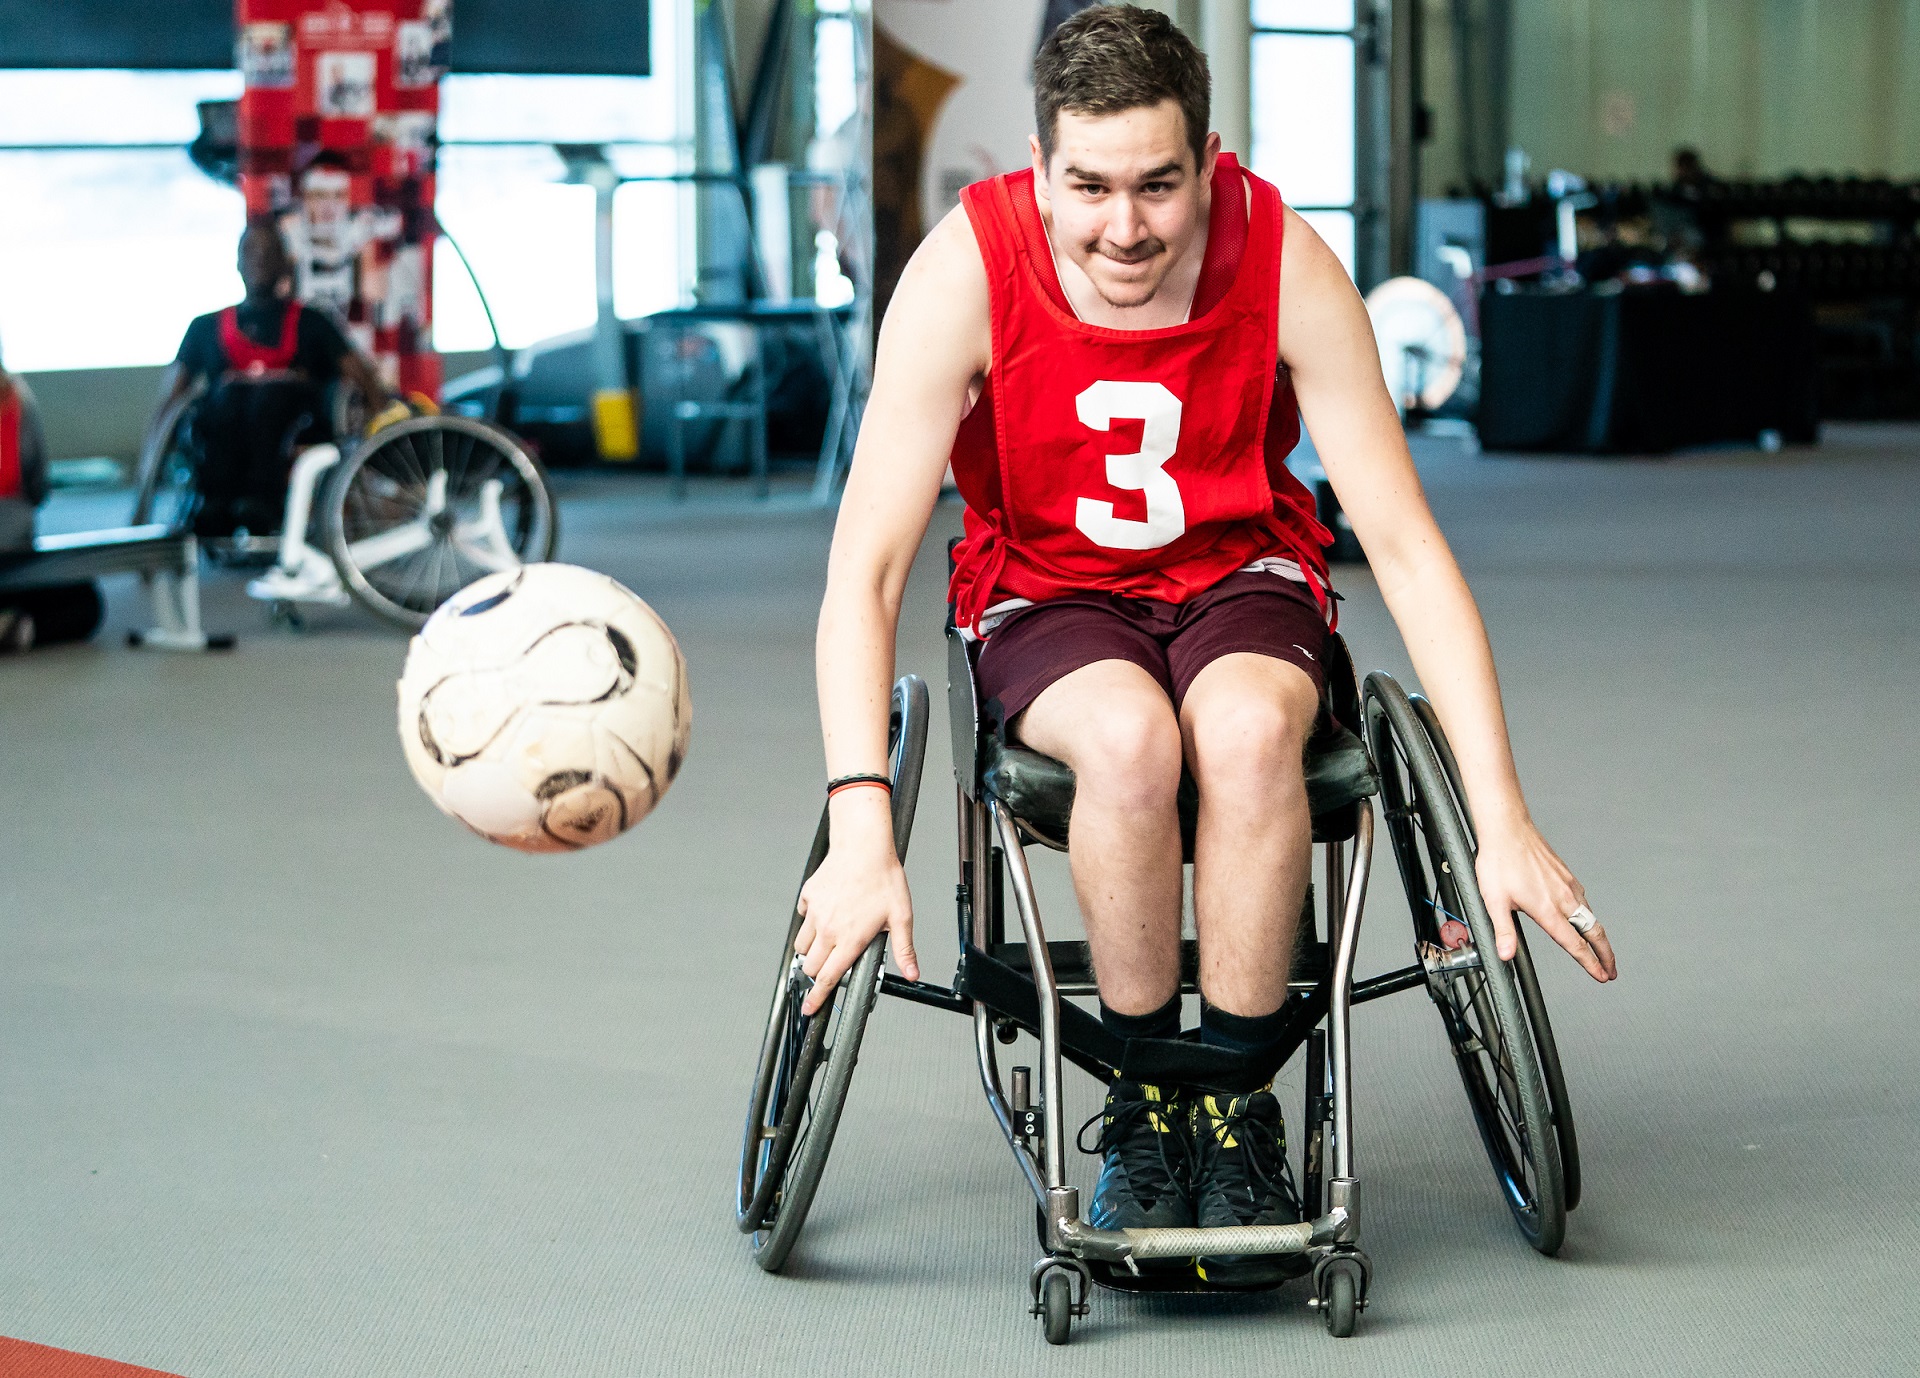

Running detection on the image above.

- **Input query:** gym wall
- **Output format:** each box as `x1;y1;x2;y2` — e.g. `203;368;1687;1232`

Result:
1509;0;1920;183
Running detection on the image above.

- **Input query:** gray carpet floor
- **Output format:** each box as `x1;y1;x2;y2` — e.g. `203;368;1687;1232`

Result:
2;427;1917;1376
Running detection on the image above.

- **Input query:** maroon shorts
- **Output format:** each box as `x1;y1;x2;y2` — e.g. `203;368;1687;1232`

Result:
974;571;1328;731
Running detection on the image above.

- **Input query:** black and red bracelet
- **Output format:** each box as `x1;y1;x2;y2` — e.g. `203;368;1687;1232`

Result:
827;772;893;800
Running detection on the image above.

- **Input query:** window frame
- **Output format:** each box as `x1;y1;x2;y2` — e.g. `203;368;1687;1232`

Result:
1250;1;1389;287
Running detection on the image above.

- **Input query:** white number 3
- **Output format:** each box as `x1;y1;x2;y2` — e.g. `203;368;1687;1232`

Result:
1073;380;1187;551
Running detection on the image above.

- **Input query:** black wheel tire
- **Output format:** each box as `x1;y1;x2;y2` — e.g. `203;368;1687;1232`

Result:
322;415;558;629
1408;692;1584;1213
1041;1271;1073;1346
132;385;206;532
738;676;929;1272
1323;1266;1358;1338
1365;673;1567;1255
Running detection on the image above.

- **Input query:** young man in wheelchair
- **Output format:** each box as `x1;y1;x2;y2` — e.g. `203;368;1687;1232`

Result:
151;223;390;539
797;6;1616;1284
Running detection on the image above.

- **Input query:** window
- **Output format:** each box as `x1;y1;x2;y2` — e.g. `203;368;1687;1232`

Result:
0;70;244;372
433;70;686;351
0;3;690;371
429;1;689;351
1250;1;1357;278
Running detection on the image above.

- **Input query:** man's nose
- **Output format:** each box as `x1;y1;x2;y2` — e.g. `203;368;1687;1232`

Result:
1102;195;1148;249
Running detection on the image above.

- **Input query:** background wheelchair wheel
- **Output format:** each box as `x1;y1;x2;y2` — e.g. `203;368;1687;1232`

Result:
132;385;204;533
737;675;928;1272
1364;673;1567;1254
1408;693;1583;1212
322;415;557;629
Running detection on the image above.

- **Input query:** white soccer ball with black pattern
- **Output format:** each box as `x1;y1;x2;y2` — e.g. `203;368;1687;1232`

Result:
396;563;691;853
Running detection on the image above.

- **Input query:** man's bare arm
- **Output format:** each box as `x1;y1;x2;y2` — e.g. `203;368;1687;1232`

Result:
338;348;392;415
792;207;993;1012
1277;209;1615;981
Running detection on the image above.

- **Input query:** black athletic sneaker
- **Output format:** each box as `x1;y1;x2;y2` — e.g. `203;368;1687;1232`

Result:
1192;1085;1311;1285
1081;1079;1194;1237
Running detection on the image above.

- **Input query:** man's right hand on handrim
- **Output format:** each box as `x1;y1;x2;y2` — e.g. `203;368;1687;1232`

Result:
794;791;918;1016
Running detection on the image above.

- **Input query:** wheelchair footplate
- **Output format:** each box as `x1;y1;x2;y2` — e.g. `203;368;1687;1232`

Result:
1084;1258;1298;1295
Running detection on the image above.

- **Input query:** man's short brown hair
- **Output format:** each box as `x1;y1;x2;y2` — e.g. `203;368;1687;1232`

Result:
1033;6;1211;168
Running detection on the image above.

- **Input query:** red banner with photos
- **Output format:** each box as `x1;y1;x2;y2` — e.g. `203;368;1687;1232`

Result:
235;0;449;399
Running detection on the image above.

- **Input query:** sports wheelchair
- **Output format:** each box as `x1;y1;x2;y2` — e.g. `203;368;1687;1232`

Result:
134;378;557;628
739;619;1582;1344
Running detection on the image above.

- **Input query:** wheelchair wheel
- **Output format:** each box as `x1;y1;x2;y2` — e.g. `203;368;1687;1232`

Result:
737;675;928;1272
1363;673;1567;1254
321;415;557;629
1407;693;1583;1212
132;385;204;533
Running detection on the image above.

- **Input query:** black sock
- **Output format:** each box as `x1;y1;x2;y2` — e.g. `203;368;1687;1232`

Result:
1100;994;1182;1044
1199;1001;1289;1055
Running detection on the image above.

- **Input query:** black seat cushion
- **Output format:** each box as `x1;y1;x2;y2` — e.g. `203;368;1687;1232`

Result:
983;721;1378;850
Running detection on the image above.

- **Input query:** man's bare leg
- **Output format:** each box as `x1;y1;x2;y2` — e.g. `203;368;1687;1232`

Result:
1178;651;1322;1279
1013;659;1185;1015
1179;652;1320;1016
1016;658;1191;1240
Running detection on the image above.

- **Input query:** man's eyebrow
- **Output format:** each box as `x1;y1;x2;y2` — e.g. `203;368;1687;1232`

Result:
1062;161;1187;183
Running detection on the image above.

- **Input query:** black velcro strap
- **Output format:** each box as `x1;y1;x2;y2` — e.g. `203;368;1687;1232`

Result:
958;945;1329;1093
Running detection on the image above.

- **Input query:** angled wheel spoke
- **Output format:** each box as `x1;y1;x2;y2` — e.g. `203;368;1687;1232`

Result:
346;520;433;571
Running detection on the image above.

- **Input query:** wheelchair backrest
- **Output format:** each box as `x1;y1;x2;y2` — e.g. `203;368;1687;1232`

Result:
947;627;985;800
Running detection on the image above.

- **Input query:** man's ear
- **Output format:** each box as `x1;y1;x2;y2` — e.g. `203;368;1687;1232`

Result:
1028;133;1050;207
1199;130;1222;187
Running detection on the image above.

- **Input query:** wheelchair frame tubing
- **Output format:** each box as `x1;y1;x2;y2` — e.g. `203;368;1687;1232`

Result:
969;784;1378;1268
966;788;1050;1205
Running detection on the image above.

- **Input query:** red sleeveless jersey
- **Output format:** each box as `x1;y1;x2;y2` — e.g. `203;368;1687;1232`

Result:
947;153;1331;637
218;302;303;376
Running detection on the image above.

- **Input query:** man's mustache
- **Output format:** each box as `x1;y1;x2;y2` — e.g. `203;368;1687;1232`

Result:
1092;238;1166;265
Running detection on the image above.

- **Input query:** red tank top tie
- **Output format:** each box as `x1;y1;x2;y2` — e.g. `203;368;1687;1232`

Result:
947;154;1331;638
0;390;20;502
218;302;304;376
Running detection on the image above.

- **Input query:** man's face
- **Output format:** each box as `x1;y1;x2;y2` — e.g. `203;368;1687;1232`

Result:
1032;99;1218;310
238;231;291;298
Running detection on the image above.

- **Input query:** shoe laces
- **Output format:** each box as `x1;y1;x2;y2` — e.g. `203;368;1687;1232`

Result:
1077;1086;1191;1199
1199;1092;1303;1220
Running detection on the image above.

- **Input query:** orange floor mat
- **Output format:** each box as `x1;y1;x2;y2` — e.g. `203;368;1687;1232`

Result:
0;1337;185;1378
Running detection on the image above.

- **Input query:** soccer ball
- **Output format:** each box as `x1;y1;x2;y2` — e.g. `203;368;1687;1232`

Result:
396;563;691;853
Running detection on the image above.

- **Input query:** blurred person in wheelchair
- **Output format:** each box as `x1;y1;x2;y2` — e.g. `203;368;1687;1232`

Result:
0;344;106;652
148;222;391;541
0;347;53;651
797;5;1616;1282
0;351;48;558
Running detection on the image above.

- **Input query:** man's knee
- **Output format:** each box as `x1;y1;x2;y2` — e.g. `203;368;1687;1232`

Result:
1186;693;1314;799
1070;703;1182;810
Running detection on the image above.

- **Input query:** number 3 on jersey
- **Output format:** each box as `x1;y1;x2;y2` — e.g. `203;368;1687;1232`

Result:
1073;380;1186;551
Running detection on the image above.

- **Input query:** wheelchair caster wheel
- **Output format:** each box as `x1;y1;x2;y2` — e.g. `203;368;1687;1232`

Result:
268;599;305;632
1315;1257;1364;1338
1030;1259;1090;1346
1039;1270;1073;1345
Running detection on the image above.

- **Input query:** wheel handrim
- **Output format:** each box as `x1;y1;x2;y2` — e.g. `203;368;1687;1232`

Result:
331;417;554;626
134;392;203;532
736;681;926;1247
1366;684;1559;1243
748;960;857;1242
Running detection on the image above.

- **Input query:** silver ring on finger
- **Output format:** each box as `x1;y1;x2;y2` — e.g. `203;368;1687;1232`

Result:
1566;902;1599;936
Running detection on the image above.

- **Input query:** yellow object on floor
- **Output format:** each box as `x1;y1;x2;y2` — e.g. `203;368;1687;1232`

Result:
592;388;640;461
